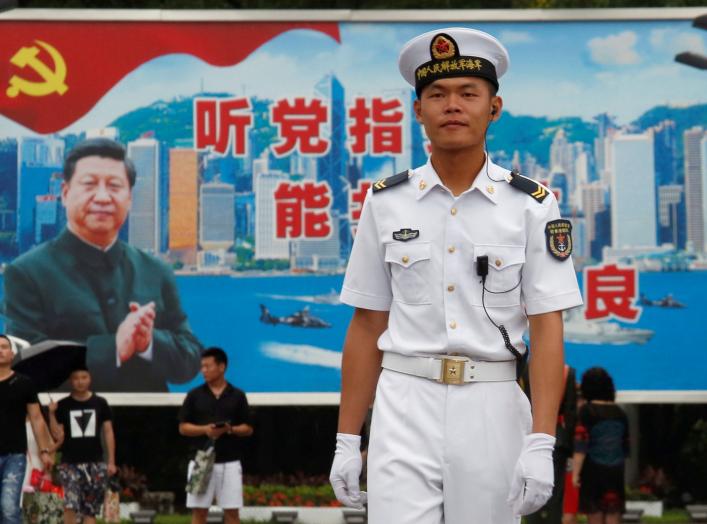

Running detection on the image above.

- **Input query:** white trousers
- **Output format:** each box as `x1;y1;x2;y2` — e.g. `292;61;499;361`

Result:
367;369;532;524
186;460;243;509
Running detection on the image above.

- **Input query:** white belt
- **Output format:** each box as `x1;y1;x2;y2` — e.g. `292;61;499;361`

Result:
381;352;517;385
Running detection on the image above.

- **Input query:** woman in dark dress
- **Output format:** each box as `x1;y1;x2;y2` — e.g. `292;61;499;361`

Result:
572;367;629;524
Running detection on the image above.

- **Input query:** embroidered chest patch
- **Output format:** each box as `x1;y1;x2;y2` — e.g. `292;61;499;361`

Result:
392;228;420;242
545;219;573;261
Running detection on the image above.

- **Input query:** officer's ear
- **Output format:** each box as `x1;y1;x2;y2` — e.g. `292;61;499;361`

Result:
488;95;503;122
413;99;423;123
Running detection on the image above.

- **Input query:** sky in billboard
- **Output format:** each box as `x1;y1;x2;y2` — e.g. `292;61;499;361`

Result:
2;20;706;137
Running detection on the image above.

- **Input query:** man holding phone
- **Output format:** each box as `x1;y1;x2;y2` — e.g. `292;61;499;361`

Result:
179;348;253;524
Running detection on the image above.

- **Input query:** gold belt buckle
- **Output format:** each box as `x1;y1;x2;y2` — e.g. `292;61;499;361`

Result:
441;358;465;385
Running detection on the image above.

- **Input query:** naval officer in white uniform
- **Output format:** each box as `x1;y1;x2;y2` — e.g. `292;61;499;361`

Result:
329;27;583;524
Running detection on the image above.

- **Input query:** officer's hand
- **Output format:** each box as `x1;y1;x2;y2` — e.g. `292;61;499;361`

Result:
329;433;367;509
507;433;556;516
48;401;58;414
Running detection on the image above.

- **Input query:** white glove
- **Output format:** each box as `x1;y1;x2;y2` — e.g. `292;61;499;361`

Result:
507;433;556;516
329;433;367;509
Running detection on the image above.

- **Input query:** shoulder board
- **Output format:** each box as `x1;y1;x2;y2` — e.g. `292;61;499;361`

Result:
508;170;549;203
372;170;409;193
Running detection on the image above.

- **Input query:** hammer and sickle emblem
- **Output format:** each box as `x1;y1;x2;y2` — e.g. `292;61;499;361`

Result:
6;40;68;98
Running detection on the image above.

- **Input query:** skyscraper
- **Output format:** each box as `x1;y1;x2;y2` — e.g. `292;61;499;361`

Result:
315;74;350;261
610;133;656;249
159;140;170;254
573;150;590;209
580;182;607;259
594;112;616;180
549;169;569;216
200;181;235;251
658;185;685;249
17;136;64;254
0;139;18;236
235;191;255;242
652;120;678;187
684;126;706;252
127;138;160;253
550;129;576;185
34;195;61;244
169;148;200;265
254;170;289;260
410;90;427;169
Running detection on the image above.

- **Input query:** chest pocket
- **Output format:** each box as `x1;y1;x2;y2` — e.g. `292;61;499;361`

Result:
474;244;525;307
385;242;432;305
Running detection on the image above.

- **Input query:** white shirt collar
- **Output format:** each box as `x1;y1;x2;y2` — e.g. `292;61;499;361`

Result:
414;155;501;204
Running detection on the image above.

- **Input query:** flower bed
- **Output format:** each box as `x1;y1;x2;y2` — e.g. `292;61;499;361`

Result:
243;484;341;507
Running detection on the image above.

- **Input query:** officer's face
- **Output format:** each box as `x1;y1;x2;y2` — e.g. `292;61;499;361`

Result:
62;156;132;248
414;77;501;153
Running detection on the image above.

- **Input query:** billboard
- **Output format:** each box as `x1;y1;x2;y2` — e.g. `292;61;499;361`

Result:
0;9;706;403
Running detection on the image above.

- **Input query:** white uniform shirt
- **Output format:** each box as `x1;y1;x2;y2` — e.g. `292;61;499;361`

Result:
340;158;583;362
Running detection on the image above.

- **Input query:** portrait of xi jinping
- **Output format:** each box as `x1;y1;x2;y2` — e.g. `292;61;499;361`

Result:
4;138;204;392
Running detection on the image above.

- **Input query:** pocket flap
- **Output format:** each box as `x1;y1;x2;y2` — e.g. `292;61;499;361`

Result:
474;244;525;270
385;242;431;268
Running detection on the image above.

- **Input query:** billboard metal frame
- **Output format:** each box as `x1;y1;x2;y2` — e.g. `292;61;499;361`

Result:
3;7;706;405
0;7;705;22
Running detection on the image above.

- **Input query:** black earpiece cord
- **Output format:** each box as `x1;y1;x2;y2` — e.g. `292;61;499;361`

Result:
476;255;523;360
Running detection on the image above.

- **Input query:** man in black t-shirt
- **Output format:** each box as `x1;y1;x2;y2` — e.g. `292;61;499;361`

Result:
179;347;253;524
0;334;55;524
49;367;116;524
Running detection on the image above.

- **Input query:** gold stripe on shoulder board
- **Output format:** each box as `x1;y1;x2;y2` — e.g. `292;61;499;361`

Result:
373;179;387;190
531;185;547;199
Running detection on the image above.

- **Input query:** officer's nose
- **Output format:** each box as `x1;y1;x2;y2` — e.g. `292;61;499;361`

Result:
443;93;462;113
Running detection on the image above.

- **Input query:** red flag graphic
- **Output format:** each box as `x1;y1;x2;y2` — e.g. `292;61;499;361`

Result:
0;21;340;134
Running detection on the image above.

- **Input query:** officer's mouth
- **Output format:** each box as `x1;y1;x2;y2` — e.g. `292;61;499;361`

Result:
441;120;468;128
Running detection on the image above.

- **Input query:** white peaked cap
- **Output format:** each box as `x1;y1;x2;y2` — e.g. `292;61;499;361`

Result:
398;27;510;94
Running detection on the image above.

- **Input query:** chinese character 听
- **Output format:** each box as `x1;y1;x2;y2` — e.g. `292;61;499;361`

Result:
194;97;252;157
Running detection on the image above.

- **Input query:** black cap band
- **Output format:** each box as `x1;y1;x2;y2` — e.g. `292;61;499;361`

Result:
414;55;498;97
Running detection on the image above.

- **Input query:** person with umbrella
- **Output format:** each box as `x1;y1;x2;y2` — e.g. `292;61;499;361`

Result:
0;334;55;524
48;364;116;524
